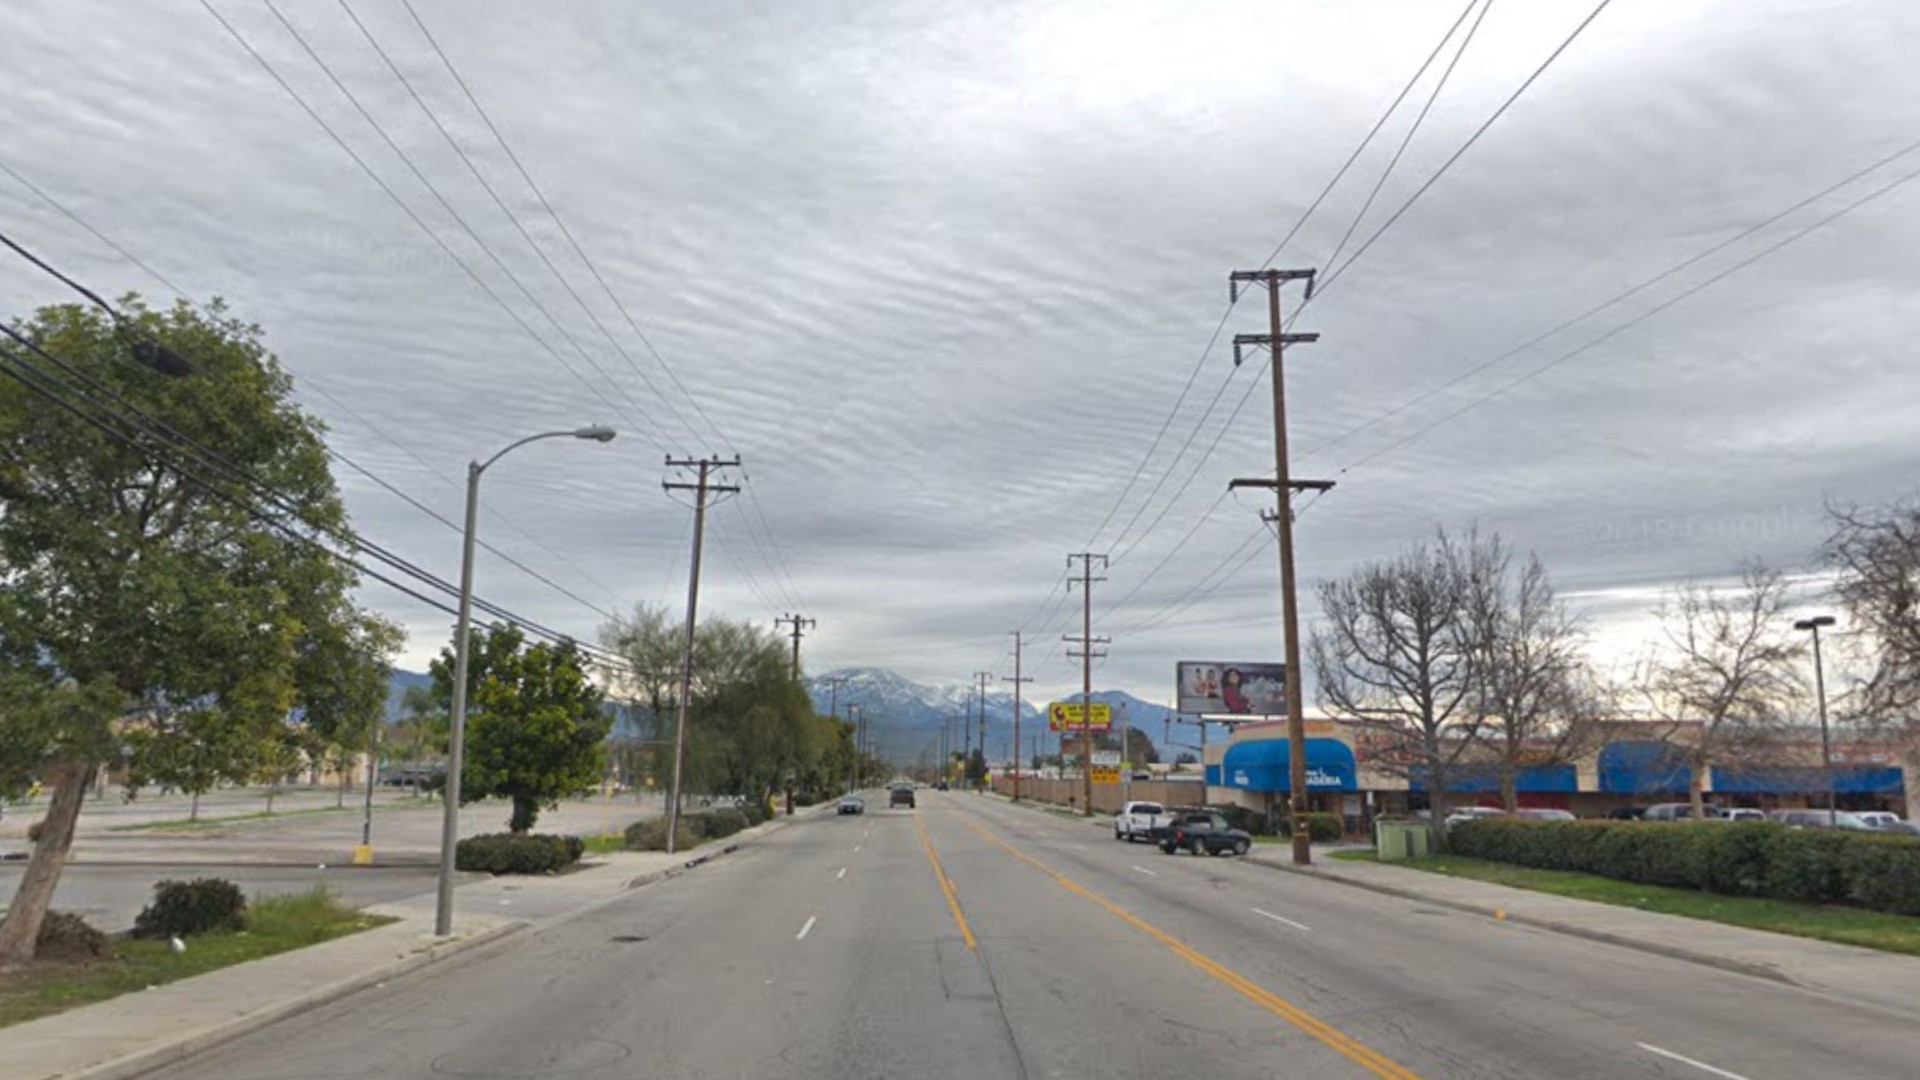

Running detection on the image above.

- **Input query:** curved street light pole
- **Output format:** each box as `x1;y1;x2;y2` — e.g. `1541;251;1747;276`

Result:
435;425;615;937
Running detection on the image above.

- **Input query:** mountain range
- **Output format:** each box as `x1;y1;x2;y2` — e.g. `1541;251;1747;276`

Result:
802;667;1173;766
382;665;1172;766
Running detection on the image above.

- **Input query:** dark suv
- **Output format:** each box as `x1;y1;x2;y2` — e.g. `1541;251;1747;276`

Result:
889;785;915;809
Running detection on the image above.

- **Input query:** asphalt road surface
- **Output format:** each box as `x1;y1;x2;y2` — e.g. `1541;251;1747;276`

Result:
144;791;1916;1080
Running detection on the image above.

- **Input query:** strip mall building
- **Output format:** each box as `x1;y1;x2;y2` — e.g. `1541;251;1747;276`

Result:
1201;718;1915;833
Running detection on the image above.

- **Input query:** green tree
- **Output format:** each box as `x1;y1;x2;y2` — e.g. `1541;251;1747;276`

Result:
431;624;610;833
0;297;386;968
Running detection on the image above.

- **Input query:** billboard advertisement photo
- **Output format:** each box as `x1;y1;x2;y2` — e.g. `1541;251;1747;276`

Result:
1176;661;1287;716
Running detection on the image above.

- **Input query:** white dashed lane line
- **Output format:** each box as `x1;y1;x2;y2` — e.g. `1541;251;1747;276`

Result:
1130;865;1159;878
1636;1043;1754;1080
1251;907;1311;932
835;867;847;880
795;915;817;941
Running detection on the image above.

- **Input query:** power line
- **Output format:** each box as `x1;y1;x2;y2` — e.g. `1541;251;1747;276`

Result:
195;0;670;453
1333;155;1920;476
1077;0;1483;555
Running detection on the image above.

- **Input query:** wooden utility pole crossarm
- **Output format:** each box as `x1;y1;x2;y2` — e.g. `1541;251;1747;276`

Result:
1005;632;1032;802
775;614;816;681
1066;552;1109;816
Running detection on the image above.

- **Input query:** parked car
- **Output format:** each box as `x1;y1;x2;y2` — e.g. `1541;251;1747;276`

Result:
1513;808;1577;821
1881;821;1920;837
1113;800;1167;842
837;795;865;815
935;780;950;791
1856;811;1904;830
1723;808;1768;822
1154;811;1252;856
1443;806;1507;831
1643;803;1727;821
1768;809;1874;830
1606;806;1647;820
889;784;916;809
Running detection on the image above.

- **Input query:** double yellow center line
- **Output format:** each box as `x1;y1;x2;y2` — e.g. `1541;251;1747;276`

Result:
957;813;1424;1080
916;811;977;949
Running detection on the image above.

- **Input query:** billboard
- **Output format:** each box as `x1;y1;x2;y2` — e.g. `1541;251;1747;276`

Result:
1176;661;1288;717
1048;702;1112;732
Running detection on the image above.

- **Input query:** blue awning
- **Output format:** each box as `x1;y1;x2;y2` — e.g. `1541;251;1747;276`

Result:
1218;738;1357;793
1713;764;1904;795
1598;741;1692;795
1412;763;1577;794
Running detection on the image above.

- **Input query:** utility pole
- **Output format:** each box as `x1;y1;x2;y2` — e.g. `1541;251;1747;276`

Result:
1065;552;1110;816
1229;267;1320;866
1005;632;1032;803
850;705;864;788
972;670;993;792
662;455;740;855
961;686;972;785
775;614;815;681
824;674;849;720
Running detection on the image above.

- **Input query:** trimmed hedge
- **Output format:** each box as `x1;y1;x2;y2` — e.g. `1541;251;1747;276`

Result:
1450;819;1920;914
455;833;583;875
37;910;107;959
625;816;702;852
1279;811;1346;843
134;877;248;938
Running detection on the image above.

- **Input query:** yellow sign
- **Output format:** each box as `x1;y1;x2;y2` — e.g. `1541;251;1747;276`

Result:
1090;766;1121;784
1048;702;1113;732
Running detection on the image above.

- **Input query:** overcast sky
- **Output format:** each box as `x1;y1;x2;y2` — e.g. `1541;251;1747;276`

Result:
4;0;1916;706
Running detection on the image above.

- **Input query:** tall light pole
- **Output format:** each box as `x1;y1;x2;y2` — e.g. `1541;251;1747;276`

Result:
1794;615;1838;827
434;425;615;937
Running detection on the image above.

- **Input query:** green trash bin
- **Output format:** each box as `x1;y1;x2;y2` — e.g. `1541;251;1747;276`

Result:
1375;820;1411;861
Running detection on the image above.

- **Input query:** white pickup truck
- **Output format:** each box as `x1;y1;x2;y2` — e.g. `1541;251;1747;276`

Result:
1113;800;1167;842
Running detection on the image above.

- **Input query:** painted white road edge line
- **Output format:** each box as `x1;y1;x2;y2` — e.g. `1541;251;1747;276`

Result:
853;844;862;852
1130;865;1160;878
1251;907;1312;932
835;867;847;880
796;915;818;941
1636;1043;1754;1080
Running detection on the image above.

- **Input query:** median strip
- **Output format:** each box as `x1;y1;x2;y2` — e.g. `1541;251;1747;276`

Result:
965;820;1422;1080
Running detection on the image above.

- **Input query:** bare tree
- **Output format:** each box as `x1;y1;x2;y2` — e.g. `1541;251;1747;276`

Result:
1639;563;1805;818
1826;499;1920;816
1310;527;1483;849
1465;550;1605;812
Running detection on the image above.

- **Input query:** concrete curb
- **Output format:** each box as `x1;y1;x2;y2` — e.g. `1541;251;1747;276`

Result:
1241;854;1795;986
58;919;527;1080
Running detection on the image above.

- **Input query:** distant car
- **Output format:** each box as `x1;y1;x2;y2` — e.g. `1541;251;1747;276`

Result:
1643;803;1727;821
1513;808;1576;822
1156;811;1251;857
935;781;949;791
889;785;915;809
1881;821;1920;838
1606;807;1647;820
1769;809;1874;830
837;795;865;815
1723;808;1768;822
1443;806;1507;831
1113;800;1167;842
1856;811;1904;830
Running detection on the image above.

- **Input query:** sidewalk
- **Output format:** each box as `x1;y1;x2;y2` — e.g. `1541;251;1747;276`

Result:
1242;846;1920;1018
7;803;829;1080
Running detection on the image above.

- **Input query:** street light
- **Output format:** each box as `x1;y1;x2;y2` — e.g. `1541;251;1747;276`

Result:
434;425;616;937
1793;615;1838;828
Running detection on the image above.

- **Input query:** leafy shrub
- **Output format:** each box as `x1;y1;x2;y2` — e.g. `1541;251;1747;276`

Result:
1276;811;1343;842
625;816;701;852
1764;828;1853;903
1211;805;1270;836
1840;834;1920;915
740;799;770;826
36;910;106;959
1449;818;1920;915
688;807;749;840
133;877;247;938
454;833;581;875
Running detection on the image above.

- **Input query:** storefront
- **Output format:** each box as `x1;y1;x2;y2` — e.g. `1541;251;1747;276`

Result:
1411;763;1579;810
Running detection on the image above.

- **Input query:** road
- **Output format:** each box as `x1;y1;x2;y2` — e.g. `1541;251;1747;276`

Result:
144;791;1914;1080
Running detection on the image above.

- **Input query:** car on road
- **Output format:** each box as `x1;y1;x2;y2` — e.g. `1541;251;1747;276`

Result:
935;780;949;791
1113;800;1167;842
1154;811;1252;857
1514;808;1577;821
1856;811;1904;830
1881;821;1920;837
889;785;916;809
837;795;865;815
1606;806;1647;820
1723;808;1768;822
